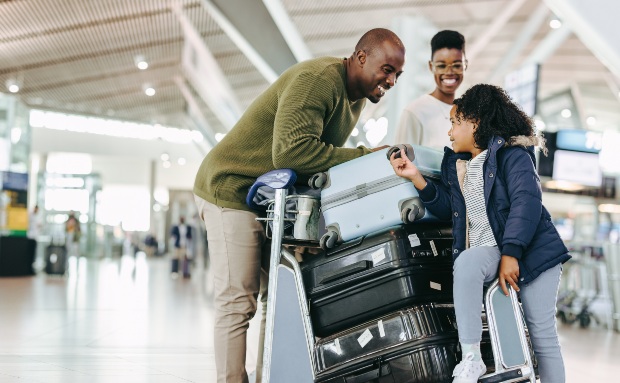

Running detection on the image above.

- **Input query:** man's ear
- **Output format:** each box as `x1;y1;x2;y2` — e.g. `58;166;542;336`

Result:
356;49;367;66
428;60;433;72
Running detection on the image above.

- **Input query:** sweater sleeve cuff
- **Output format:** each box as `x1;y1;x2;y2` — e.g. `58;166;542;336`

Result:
502;244;523;259
417;180;436;202
358;146;372;155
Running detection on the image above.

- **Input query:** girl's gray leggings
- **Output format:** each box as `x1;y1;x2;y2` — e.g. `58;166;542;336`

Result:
453;245;565;383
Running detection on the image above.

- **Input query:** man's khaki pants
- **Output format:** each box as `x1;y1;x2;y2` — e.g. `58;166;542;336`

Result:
195;195;269;383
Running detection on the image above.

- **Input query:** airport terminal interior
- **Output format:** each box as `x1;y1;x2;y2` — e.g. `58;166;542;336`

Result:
1;0;620;382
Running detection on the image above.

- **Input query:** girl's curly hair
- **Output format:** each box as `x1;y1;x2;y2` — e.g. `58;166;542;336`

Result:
453;84;542;151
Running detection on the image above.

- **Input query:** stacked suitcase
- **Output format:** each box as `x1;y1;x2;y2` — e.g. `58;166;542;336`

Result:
298;145;536;383
302;224;460;383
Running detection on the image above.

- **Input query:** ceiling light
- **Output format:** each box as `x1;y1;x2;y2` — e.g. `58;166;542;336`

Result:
5;79;20;93
350;128;359;137
163;161;171;168
142;83;155;96
215;133;226;142
549;18;562;29
177;157;186;165
161;153;169;161
134;55;148;70
586;116;597;126
561;109;572;118
599;204;620;214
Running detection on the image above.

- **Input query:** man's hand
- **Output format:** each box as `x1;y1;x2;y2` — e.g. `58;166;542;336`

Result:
498;255;520;296
370;145;390;152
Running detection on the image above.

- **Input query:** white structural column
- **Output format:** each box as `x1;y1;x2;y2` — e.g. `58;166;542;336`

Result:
202;0;310;82
173;76;218;150
262;0;312;62
466;0;527;62
521;23;572;67
172;2;242;131
544;0;620;79
383;15;437;145
488;2;549;84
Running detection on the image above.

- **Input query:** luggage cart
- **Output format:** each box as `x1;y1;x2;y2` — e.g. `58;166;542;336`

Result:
250;169;318;383
479;280;537;383
252;169;536;383
556;246;608;328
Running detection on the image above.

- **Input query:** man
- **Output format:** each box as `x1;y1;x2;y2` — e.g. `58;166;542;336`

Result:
65;210;81;258
194;28;405;383
394;30;466;150
170;216;193;278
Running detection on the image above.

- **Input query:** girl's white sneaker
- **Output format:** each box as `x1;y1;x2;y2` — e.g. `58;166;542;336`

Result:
452;352;487;383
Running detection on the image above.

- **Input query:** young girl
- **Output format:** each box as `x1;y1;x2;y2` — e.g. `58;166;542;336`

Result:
390;84;570;383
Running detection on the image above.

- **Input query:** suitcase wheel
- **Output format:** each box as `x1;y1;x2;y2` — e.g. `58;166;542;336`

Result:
400;198;426;223
320;230;340;249
309;172;328;189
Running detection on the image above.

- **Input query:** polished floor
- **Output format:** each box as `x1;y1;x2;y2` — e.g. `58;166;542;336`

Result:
0;253;619;383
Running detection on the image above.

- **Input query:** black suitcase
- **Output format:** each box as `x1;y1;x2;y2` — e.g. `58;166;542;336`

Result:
302;225;453;336
314;303;459;383
45;244;67;275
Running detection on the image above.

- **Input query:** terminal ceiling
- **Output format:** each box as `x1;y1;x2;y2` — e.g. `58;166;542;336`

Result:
1;0;619;149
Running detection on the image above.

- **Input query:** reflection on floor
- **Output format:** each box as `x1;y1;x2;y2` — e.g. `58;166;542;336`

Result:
0;254;618;382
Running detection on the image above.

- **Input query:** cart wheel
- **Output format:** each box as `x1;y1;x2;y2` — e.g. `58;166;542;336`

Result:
579;313;591;328
309;172;328;189
558;311;568;324
320;230;339;249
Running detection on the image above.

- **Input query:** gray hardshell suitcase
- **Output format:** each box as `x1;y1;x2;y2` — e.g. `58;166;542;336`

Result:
314;303;459;383
311;145;445;249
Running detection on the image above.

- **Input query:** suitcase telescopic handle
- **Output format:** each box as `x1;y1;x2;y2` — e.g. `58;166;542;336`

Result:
319;260;372;285
386;144;415;162
344;360;391;383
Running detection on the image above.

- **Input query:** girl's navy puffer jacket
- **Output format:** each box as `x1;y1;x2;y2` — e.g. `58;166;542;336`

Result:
417;135;571;285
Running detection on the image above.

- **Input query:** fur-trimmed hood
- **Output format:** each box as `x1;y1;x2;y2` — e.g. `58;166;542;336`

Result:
506;134;547;156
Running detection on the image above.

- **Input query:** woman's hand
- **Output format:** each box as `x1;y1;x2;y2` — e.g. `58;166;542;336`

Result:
498;255;520;296
389;151;427;189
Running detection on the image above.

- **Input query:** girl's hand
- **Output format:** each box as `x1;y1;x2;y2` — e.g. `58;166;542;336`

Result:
499;255;520;296
389;151;427;189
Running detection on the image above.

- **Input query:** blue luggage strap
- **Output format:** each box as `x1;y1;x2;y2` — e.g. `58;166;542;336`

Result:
246;168;297;210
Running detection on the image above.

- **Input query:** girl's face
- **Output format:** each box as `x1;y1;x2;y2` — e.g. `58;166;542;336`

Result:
448;105;479;156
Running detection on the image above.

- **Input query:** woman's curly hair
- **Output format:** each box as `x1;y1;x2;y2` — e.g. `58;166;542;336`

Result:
453;84;543;152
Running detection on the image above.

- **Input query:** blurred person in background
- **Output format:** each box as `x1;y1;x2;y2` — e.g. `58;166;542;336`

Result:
144;232;159;257
65;210;81;257
171;216;193;278
28;205;43;240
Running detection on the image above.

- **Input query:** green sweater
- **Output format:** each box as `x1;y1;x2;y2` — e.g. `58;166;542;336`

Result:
194;56;372;211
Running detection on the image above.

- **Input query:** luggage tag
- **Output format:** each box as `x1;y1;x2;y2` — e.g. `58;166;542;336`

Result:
378;320;386;337
357;329;373;348
371;248;386;265
408;234;421;248
430;240;438;256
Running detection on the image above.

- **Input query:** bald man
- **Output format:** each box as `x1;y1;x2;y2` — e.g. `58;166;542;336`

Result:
194;28;406;383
